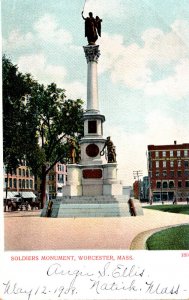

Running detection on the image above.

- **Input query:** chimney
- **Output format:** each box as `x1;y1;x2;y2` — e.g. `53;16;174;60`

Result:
174;140;177;145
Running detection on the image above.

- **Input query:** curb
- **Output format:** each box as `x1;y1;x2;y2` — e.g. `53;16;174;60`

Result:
130;223;189;250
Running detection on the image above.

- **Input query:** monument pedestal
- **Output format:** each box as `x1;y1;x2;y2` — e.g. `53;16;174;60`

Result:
63;162;123;197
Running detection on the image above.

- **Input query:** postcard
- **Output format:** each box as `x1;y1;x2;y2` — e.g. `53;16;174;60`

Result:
1;0;189;299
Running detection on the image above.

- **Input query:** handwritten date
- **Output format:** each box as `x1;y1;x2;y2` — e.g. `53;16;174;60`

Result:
3;280;77;299
2;262;185;299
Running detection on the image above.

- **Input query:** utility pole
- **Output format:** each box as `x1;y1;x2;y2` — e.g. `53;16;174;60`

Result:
133;170;143;200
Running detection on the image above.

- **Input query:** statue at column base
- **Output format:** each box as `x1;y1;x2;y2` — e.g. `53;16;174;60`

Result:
100;136;117;163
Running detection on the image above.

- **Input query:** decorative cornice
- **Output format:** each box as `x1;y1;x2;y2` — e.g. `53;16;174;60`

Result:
83;113;105;122
83;45;100;63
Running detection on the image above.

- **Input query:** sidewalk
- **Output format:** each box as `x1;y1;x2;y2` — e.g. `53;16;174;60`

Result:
4;208;189;251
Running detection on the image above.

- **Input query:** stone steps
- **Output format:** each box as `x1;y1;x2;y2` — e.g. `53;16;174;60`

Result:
53;195;129;204
41;197;143;218
48;203;131;218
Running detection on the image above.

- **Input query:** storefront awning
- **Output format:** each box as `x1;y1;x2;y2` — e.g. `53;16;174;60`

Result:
3;191;16;199
20;192;36;199
11;191;19;196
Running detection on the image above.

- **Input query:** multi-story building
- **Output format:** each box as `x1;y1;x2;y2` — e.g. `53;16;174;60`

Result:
3;163;36;199
47;163;67;199
148;141;189;202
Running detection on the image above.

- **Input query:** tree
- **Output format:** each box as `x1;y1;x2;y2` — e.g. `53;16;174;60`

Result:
3;55;84;208
27;82;84;206
3;55;37;173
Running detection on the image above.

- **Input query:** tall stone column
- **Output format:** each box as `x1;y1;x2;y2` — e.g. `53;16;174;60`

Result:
83;45;100;112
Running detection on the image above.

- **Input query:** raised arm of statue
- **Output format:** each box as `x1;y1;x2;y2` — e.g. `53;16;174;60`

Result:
81;11;86;20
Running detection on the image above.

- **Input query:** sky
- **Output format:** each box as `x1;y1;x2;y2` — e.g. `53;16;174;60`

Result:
2;0;189;185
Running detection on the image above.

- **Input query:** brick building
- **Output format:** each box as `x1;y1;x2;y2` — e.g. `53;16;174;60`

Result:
133;180;140;199
47;163;67;199
4;163;35;199
36;162;67;200
148;141;189;202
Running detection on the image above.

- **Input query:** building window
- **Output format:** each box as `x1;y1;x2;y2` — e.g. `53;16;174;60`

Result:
57;187;63;193
49;185;54;192
156;182;161;188
22;179;25;189
156;161;159;168
19;168;22;176
58;174;64;183
170;171;174;178
26;180;29;189
185;181;189;187
23;169;25;176
184;170;189;177
19;179;22;188
163;181;168;188
170;150;173;157
58;164;65;172
163;161;166;168
163;170;167;177
13;179;17;188
178;171;182;177
30;180;33;189
155;151;159;158
177;150;181;157
169;181;174;188
162;151;166;157
178;160;181;167
49;175;54;181
170;161;174;168
26;169;29;177
178;181;182;188
184;150;188;157
9;178;12;188
184;160;189;168
156;171;159;177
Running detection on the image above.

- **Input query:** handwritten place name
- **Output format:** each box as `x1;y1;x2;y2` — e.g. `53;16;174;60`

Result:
2;262;186;299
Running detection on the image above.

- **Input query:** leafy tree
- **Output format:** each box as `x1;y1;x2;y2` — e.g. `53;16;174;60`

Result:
27;82;84;206
3;55;38;173
3;55;84;207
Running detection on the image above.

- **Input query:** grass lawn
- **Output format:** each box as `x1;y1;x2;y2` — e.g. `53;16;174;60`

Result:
146;225;189;250
144;204;189;215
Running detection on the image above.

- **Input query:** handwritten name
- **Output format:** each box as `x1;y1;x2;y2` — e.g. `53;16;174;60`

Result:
2;262;186;299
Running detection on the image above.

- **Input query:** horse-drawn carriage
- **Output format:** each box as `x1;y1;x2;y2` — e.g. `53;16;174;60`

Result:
4;192;41;211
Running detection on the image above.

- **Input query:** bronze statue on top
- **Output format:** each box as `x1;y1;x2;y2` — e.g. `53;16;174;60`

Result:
82;11;102;45
100;136;116;163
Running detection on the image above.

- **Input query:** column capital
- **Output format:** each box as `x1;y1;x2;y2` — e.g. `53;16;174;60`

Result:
83;45;100;63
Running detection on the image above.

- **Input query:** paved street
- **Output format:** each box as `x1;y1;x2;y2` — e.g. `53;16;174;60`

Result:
4;207;189;251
